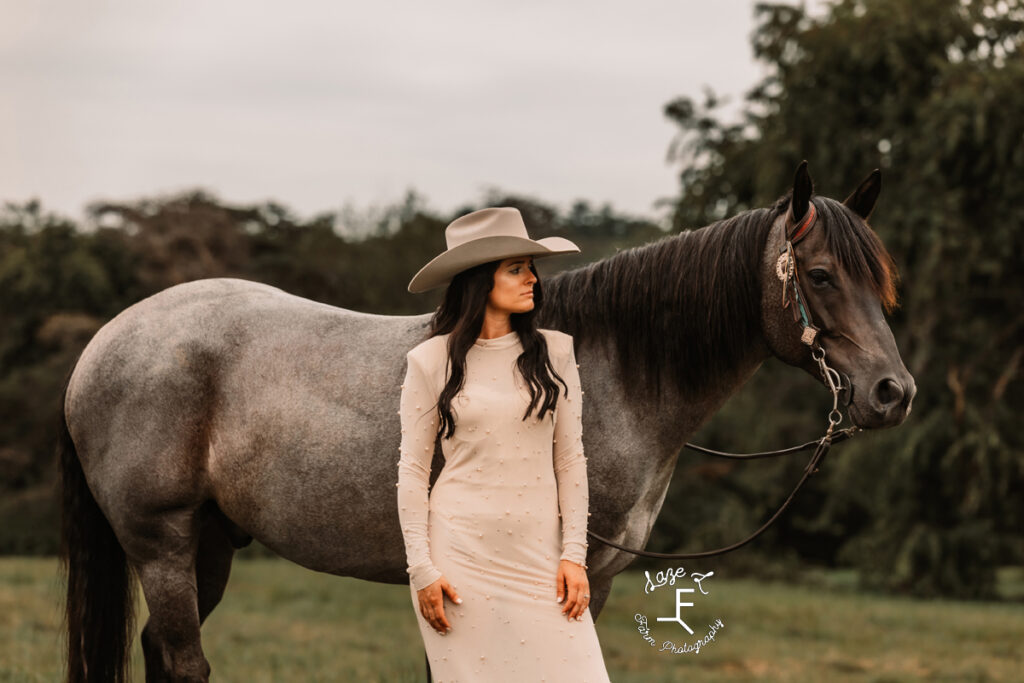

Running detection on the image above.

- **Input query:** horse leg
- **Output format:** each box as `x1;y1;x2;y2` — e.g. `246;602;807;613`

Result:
587;578;614;623
196;506;237;625
126;508;212;683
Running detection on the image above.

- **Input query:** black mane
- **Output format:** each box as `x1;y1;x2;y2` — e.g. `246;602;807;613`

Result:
540;201;782;402
538;194;898;402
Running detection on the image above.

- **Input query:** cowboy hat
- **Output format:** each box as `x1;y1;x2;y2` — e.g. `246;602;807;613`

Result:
407;207;580;293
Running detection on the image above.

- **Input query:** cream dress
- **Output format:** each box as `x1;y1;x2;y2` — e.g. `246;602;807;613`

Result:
397;328;611;682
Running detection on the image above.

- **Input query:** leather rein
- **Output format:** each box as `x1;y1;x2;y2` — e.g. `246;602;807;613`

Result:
586;202;861;560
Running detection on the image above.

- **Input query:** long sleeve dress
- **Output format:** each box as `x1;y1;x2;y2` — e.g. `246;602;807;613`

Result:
396;328;611;682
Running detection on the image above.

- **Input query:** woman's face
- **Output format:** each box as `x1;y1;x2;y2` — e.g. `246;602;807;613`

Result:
488;256;537;315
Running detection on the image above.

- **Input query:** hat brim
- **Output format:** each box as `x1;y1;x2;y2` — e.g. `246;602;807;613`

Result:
407;235;579;293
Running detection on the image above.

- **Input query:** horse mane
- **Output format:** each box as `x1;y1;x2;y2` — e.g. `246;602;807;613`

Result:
539;193;899;402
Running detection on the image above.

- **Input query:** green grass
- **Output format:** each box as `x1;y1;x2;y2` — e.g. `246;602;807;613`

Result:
2;558;1022;682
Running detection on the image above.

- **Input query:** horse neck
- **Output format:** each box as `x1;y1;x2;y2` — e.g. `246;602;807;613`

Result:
542;211;776;443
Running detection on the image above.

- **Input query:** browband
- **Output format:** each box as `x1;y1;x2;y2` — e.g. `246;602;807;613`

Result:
787;202;817;244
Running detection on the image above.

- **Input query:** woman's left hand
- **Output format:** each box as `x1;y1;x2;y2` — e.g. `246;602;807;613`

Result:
556;559;590;621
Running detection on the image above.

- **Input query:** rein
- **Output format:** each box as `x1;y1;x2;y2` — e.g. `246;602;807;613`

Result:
586;202;861;560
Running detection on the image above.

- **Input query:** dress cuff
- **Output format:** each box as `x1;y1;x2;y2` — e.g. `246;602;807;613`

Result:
408;561;443;592
559;541;589;568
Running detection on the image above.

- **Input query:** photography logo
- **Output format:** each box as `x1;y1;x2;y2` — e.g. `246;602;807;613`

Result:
633;566;725;655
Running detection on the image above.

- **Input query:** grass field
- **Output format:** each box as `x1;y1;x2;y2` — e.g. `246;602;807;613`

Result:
2;557;1022;682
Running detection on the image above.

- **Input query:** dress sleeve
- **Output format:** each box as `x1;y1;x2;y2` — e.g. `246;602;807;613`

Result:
397;350;444;591
552;337;590;568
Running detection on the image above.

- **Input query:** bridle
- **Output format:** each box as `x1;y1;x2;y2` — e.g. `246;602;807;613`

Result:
586;200;860;560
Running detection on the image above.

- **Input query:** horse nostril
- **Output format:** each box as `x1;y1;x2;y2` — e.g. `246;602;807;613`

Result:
871;377;905;410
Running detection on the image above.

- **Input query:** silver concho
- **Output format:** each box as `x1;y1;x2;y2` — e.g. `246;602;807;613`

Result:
775;251;791;282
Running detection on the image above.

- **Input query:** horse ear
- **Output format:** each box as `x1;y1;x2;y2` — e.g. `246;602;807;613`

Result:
789;160;813;223
843;169;881;220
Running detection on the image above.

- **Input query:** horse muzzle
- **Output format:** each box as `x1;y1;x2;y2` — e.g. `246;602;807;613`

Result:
848;373;916;429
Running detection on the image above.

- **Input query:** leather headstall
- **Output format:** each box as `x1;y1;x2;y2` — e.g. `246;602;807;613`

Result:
775;201;821;347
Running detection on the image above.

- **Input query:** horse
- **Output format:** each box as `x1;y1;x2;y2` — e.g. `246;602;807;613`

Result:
58;162;915;682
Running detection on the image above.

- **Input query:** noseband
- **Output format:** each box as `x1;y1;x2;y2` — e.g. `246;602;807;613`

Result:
585;200;860;561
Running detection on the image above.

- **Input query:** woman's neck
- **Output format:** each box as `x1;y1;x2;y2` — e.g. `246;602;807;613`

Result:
478;312;512;339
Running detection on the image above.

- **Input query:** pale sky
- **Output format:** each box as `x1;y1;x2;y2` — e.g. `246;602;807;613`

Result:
0;1;829;229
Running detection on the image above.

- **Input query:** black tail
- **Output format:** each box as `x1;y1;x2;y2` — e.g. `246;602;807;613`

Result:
58;372;137;683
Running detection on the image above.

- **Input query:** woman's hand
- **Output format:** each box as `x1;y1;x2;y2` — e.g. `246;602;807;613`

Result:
556;559;590;621
417;575;462;635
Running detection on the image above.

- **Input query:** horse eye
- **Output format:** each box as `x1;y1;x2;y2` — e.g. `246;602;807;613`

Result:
809;269;831;286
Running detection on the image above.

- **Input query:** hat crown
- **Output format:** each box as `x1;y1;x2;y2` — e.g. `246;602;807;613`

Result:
446;207;529;249
407;206;579;293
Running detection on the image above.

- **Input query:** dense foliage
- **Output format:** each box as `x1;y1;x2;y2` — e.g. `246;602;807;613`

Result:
658;0;1023;598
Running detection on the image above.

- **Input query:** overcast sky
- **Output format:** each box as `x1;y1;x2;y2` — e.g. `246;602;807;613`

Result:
1;1;828;228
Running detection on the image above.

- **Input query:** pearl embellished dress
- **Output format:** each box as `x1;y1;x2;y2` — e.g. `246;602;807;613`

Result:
397;328;611;682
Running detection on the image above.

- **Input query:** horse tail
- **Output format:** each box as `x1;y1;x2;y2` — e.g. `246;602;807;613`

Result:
58;370;137;683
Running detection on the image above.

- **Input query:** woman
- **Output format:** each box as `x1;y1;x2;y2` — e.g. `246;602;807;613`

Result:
397;207;612;681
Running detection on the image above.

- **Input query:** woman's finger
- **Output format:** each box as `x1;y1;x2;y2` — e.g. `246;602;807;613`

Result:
560;571;576;612
434;594;451;633
568;578;589;620
419;588;449;634
562;583;580;620
573;585;585;620
442;581;463;607
575;585;590;620
420;598;435;629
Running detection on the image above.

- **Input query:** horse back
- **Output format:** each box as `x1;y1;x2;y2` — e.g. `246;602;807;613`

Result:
65;278;428;569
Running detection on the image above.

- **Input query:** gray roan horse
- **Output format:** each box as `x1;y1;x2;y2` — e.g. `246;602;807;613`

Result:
58;163;915;682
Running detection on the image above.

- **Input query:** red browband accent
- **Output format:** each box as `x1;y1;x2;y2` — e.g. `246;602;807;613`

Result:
789;202;817;243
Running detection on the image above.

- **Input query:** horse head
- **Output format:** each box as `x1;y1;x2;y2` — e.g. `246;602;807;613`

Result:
761;161;916;429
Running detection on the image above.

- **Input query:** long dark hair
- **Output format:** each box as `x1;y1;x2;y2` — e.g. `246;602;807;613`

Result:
425;258;568;439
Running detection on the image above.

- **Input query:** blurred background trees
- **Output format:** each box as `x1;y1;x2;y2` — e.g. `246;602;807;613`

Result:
1;0;1020;599
658;0;1023;599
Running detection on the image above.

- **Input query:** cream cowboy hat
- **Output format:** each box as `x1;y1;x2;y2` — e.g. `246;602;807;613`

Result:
407;207;580;293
